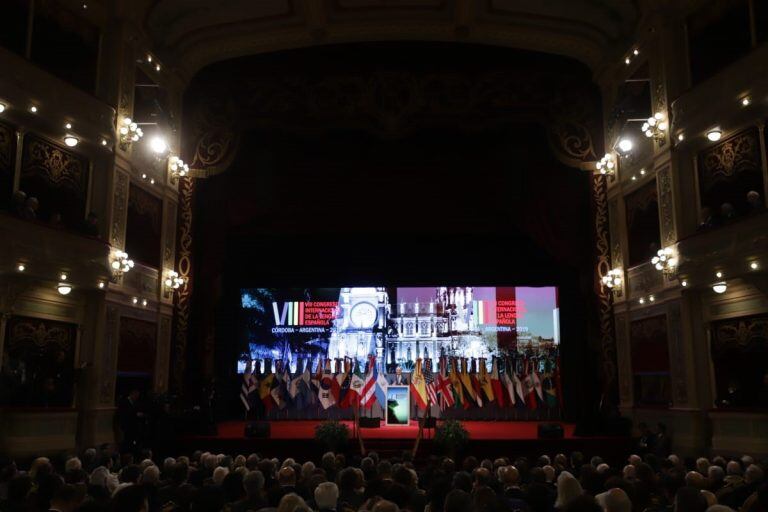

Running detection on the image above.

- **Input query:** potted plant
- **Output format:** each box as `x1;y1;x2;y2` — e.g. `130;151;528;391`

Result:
434;419;469;457
315;420;350;452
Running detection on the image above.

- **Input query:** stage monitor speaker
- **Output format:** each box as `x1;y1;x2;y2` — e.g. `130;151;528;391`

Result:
245;421;271;438
538;423;564;439
420;417;437;429
359;417;380;428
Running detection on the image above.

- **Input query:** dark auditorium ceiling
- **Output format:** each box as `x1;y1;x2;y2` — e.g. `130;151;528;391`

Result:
136;0;641;77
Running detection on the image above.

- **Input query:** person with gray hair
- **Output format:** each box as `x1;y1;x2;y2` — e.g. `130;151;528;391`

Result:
65;457;82;473
230;470;267;512
141;465;160;486
696;458;710;475
315;481;339;512
596;488;632;512
555;471;583;509
709;465;726;491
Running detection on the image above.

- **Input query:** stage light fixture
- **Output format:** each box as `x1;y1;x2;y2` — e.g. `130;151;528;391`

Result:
596;153;616;175
707;129;722;142
57;283;72;295
601;268;623;291
111;250;134;277
652;247;677;274
64;135;79;147
642;112;667;141
712;282;727;294
149;136;168;155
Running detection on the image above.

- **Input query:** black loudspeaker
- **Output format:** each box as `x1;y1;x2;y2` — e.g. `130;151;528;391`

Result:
244;421;271;438
538;423;564;439
421;417;437;428
359;417;381;428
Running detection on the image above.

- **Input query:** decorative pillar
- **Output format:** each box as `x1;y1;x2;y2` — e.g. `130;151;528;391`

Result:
172;176;195;393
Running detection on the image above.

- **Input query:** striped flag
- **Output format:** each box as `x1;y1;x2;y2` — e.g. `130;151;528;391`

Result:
490;357;505;407
318;359;336;409
437;357;455;410
424;360;438;405
240;360;256;412
361;356;378;408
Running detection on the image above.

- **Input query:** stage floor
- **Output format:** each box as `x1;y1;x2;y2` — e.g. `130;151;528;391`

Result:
210;420;577;440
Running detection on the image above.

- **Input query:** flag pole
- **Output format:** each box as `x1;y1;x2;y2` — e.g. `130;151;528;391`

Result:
412;397;431;458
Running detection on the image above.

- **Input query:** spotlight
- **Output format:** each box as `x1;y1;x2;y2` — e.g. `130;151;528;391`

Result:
57;283;72;295
29;105;38;113
712;282;727;294
149;136;168;155
17;263;25;272
64;135;79;147
0;102;6;113
617;138;633;154
707;129;722;142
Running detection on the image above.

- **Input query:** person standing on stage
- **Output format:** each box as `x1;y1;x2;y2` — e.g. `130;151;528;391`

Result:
390;366;409;385
117;388;144;454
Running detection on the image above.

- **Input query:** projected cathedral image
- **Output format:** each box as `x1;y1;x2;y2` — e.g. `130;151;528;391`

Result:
240;286;559;372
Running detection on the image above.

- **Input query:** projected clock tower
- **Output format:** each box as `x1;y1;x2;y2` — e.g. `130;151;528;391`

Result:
327;287;389;363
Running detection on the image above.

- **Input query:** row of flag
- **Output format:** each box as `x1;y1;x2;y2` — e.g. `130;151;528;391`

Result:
239;354;562;414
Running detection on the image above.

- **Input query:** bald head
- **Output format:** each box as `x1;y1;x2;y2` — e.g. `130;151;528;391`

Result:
685;471;706;489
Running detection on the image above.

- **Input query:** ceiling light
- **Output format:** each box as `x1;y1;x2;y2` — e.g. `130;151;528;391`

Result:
64;135;79;147
640;169;646;175
707;129;722;142
29;105;38;113
149;136;168;155
712;282;727;294
681;280;688;287
147;55;153;62
617;138;633;154
65;123;72;129
60;272;68;281
741;97;750;107
633;49;639;56
98;281;105;289
57;283;72;295
132;297;139;305
17;263;25;272
648;295;655;302
625;57;631;65
141;298;148;307
0;102;6;113
638;297;645;304
101;139;108;146
715;271;723;279
677;133;684;141
750;261;759;270
155;64;161;72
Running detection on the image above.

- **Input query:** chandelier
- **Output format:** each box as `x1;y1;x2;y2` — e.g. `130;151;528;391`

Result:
164;270;185;291
111;250;135;277
601;268;623;290
118;117;143;150
652;247;677;274
169;156;189;178
642;112;668;141
595;153;616;175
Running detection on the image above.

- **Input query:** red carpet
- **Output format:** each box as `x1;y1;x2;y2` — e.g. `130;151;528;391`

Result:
207;420;576;440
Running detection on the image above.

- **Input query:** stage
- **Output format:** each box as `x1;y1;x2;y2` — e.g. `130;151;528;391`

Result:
177;420;632;462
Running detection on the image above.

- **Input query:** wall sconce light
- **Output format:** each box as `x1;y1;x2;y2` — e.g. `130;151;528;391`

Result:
111;250;134;277
712;282;727;294
164;270;185;291
64;135;79;147
642;112;668;141
169;156;189;178
706;128;722;142
57;283;72;295
652;247;678;274
119;117;143;149
596;153;616;175
0;102;7;113
601;268;623;290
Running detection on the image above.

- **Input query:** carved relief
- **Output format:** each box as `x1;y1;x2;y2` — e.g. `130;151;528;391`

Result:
172;176;195;393
100;306;119;405
608;198;624;299
712;315;768;349
653;80;667;149
21;135;88;193
163;202;177;270
656;166;676;247
698;128;761;187
666;302;688;405
593;174;617;404
614;313;632;405
111;170;129;249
